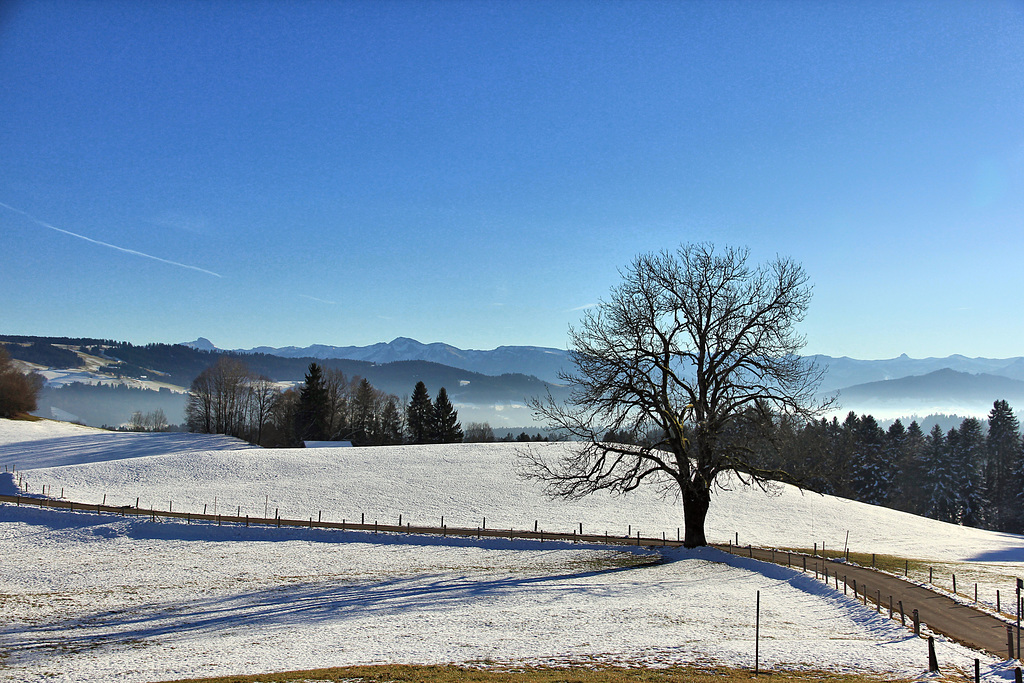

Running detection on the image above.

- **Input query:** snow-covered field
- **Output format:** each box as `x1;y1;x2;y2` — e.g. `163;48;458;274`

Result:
2;418;1023;682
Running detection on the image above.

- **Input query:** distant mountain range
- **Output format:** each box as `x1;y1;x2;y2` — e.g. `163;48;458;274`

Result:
187;336;1024;398
186;337;1024;421
6;333;1024;427
185;336;572;384
806;353;1024;394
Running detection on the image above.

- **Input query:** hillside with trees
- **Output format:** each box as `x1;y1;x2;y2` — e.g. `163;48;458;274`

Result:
741;399;1024;534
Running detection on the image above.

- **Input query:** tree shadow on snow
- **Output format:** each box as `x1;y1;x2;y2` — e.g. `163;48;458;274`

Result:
0;553;663;657
0;432;252;469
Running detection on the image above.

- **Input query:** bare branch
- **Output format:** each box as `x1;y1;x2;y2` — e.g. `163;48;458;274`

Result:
521;242;827;547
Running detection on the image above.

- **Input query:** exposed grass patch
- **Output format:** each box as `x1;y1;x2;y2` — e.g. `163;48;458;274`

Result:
155;663;917;683
778;548;929;579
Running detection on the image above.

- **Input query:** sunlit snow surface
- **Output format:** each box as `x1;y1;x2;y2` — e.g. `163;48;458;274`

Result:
1;419;1022;682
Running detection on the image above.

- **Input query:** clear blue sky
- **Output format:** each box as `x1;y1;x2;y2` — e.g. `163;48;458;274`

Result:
2;0;1022;359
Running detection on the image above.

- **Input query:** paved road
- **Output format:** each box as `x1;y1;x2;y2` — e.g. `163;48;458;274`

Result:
717;543;1021;658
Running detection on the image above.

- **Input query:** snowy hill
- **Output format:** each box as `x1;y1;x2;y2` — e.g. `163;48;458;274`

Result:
5;419;1020;563
2;418;1021;682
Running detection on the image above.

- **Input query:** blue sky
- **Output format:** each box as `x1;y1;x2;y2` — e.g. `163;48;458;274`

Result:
2;0;1022;359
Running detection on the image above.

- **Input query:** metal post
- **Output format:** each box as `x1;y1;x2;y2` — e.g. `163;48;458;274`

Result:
755;590;760;676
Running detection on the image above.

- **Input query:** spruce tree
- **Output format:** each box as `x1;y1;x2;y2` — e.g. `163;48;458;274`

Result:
379;397;403;445
294;362;330;443
922;424;956;522
351;378;378;445
900;421;927;515
883;419;908;510
849;414;886;505
986;400;1021;531
952;417;986;527
431;387;463;444
406;381;433;444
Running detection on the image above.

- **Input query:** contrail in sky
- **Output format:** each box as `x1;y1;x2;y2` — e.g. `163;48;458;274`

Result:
298;294;337;305
0;201;223;278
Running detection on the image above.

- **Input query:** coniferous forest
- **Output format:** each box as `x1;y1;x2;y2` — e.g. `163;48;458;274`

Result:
749;400;1024;534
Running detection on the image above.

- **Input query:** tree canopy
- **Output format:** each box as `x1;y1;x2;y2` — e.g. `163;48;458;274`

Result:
525;243;828;547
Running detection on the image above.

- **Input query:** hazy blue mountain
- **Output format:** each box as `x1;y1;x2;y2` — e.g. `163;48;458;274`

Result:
809;354;1024;394
17;334;1024;426
229;337;1024;393
239;337;571;384
830;368;1024;420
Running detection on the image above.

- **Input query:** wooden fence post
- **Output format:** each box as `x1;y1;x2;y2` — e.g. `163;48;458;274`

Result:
928;635;939;673
913;609;920;636
899;600;905;626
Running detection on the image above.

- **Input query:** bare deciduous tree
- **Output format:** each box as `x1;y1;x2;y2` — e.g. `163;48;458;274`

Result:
524;243;829;547
0;346;44;418
186;357;253;439
248;376;279;446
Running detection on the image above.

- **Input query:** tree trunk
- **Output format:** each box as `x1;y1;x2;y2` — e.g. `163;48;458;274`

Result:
681;484;711;548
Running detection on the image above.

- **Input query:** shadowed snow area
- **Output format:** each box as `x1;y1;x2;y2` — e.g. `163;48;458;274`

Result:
0;419;253;469
1;419;1022;682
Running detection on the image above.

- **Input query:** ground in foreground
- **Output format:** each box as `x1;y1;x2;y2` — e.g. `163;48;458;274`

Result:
158;663;924;683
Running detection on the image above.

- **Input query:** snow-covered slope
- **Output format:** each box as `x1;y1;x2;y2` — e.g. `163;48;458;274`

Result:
1;418;1020;683
6;420;1020;564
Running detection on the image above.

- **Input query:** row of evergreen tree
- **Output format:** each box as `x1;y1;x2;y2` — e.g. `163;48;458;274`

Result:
762;400;1024;534
185;359;465;448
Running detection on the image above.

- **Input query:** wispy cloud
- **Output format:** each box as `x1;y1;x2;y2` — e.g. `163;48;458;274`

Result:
298;294;337;305
0;201;223;278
